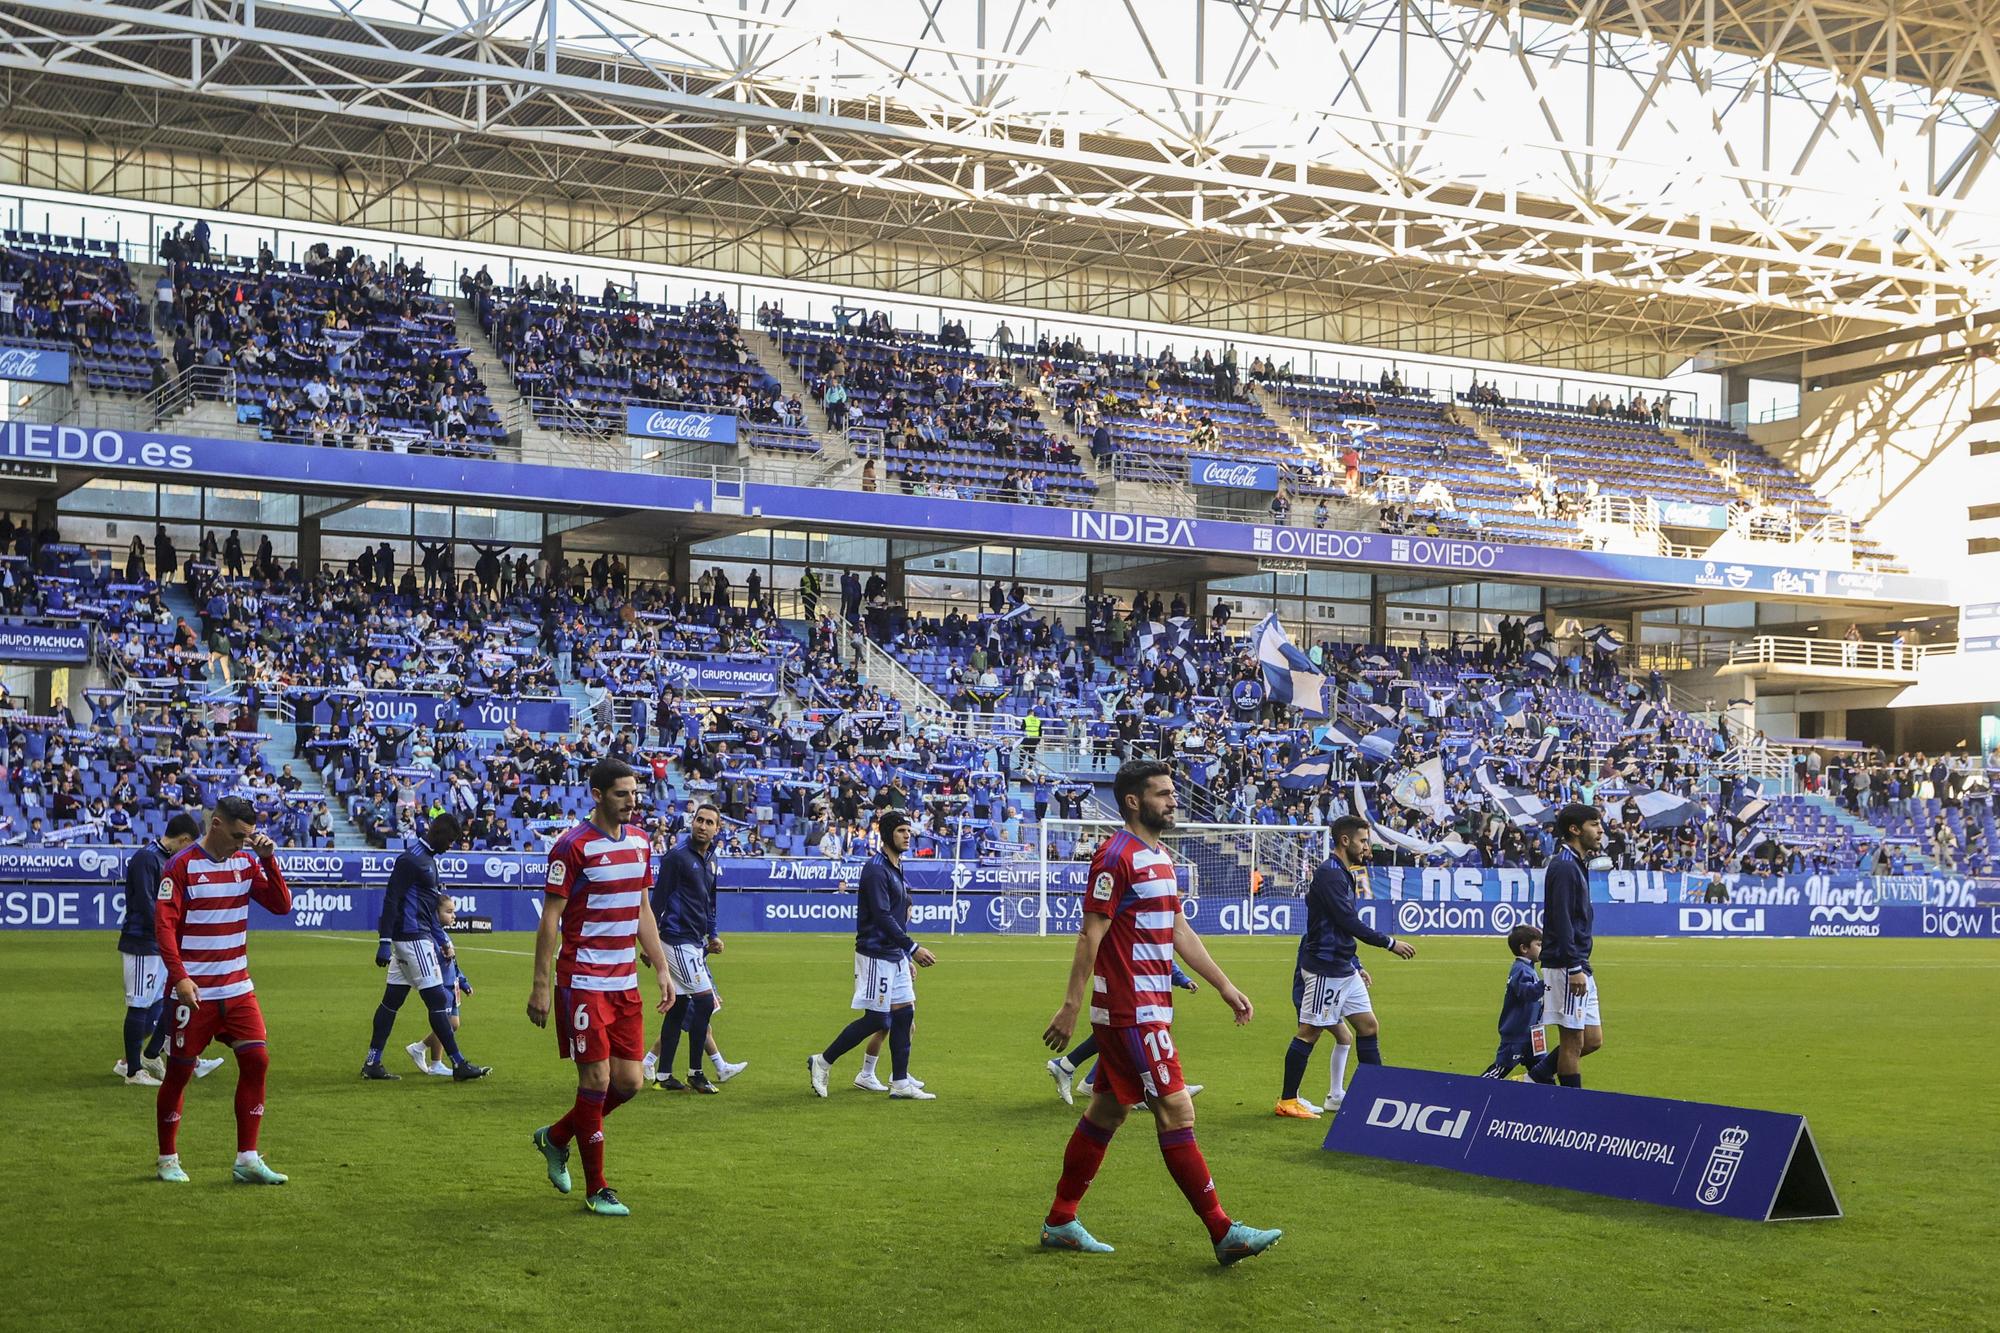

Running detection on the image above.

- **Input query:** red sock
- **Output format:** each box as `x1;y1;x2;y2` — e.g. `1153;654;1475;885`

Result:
565;1089;608;1193
1158;1127;1231;1242
604;1085;634;1117
156;1057;195;1156
1045;1117;1116;1227
233;1042;269;1153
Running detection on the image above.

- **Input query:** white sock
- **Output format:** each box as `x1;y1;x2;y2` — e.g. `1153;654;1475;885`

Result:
860;1054;879;1078
158;1153;178;1166
235;1150;260;1166
708;1050;726;1072
1056;1056;1074;1074
1329;1044;1352;1101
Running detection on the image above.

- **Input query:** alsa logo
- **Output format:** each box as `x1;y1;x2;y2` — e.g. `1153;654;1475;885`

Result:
1679;907;1766;934
1216;902;1293;933
291;887;355;927
1366;1098;1470;1139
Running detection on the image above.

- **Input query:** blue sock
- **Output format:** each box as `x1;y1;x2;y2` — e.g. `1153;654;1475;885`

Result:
1558;1072;1583;1088
1281;1037;1314;1099
823;1012;888;1064
683;992;717;1077
122;1006;151;1074
1529;1051;1559;1083
889;1006;915;1082
418;985;464;1065
142;999;169;1058
658;994;690;1074
1063;1033;1099;1068
1356;1033;1382;1065
367;984;410;1064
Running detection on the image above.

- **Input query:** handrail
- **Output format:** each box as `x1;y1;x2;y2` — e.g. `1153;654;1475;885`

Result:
1726;635;1943;673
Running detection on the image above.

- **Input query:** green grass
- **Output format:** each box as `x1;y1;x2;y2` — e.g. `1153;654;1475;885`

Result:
4;931;1996;1330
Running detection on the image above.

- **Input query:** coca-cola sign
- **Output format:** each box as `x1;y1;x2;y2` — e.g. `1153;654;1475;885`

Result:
0;346;69;385
624;404;738;444
1189;454;1277;491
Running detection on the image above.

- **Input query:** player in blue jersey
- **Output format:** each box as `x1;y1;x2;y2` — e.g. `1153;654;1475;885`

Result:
806;810;938;1100
650;802;726;1093
1045;963;1200;1105
414;896;476;1075
360;814;490;1081
1532;804;1604;1086
113;813;222;1084
1275;815;1415;1119
1479;925;1552;1080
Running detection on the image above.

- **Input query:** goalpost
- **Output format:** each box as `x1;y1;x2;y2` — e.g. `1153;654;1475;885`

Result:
1011;819;1332;938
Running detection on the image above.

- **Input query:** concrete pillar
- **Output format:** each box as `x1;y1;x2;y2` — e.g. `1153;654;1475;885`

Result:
297;515;321;579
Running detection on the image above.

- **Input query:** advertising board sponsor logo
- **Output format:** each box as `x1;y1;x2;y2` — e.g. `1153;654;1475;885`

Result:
1396;900;1498;933
1695;560;1726;588
1806;902;1880;937
0;347;70;384
1695;1127;1751;1206
1069;511;1196;549
1387;536;1500;570
1192;460;1267;488
1678;906;1767;934
1365;1097;1471;1139
625;406;739;442
291;886;355;927
1216;901;1294;933
1922;906;1996;937
1723;564;1754;589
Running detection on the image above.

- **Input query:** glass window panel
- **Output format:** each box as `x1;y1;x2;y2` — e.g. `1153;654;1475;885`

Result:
158;485;201;520
904;546;982;575
692;531;772;561
1305;570;1371;600
328;501;412;536
61;479;155;519
413;504;454;538
1014;547;1086;582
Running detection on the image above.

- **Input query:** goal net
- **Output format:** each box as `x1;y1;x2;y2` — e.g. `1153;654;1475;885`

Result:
1002;820;1331;937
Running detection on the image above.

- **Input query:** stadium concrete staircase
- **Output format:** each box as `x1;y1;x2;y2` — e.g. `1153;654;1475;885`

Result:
452;297;533;458
742;327;857;470
258;718;368;848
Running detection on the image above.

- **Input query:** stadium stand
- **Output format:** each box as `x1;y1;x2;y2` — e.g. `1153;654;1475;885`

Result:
0;231;162;393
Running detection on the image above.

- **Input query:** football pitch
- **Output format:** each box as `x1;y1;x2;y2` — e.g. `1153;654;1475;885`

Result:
4;931;1996;1331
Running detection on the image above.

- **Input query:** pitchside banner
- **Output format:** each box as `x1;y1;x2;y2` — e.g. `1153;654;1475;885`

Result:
1323;1066;1841;1222
0;621;93;663
360;691;571;732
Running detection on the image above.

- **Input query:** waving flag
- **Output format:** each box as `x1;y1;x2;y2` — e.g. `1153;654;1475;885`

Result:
1390;758;1453;822
1523;613;1549;643
1587;624;1625;654
1313;720;1366;751
1279;756;1334;790
1254;614;1327;717
1624;699;1659;735
1727;780;1770;829
1358;725;1401;763
1619;785;1703;830
1475;765;1553;827
1526;647;1558;674
1485;689;1527;730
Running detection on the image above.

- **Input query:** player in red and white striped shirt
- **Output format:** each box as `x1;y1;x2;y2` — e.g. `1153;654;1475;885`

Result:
1038;760;1282;1265
151;795;294;1185
527;758;675;1217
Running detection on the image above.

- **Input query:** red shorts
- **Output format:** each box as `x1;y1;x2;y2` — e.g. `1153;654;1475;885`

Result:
170;993;267;1058
555;984;646;1064
1091;1022;1186;1105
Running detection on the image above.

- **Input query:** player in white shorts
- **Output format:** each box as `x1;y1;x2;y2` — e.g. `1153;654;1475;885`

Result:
114;814;221;1084
1533;804;1605;1087
1276;815;1415;1120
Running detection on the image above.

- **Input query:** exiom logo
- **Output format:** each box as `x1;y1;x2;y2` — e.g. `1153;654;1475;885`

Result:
1365;1098;1470;1139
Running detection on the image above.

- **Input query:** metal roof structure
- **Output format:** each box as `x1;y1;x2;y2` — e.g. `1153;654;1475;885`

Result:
0;0;1995;375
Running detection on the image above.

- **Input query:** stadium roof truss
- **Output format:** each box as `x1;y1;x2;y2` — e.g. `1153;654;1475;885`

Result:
0;0;1996;372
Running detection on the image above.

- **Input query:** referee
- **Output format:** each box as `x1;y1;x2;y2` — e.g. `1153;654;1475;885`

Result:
1536;804;1605;1087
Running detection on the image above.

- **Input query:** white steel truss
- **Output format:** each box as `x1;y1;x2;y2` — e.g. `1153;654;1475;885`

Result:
0;0;1995;371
